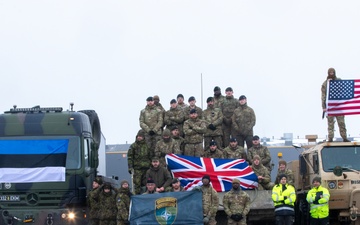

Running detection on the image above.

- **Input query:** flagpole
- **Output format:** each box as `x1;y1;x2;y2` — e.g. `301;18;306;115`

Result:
201;73;203;109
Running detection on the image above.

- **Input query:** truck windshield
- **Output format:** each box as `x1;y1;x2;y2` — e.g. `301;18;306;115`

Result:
0;136;81;170
322;146;360;172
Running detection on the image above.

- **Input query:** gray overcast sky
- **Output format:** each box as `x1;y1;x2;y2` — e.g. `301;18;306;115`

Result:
1;1;359;144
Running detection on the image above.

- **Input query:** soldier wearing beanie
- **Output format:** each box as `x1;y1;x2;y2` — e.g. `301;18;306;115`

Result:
139;95;164;158
321;68;349;142
306;176;330;224
127;129;151;194
277;159;295;187
204;140;224;159
154;129;181;166
164;98;186;137
95;182;117;225
203;96;224;150
223;178;251;225
87;176;104;225
145;157;172;193
272;173;296;225
116;180;132;225
250;155;273;190
200;175;218;225
153;95;165;113
143;178;158;194
221;87;239;148
213;86;225;109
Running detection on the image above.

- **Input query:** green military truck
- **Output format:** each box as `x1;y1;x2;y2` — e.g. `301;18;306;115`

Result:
0;105;101;225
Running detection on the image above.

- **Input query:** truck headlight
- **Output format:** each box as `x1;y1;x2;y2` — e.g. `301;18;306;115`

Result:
328;181;336;189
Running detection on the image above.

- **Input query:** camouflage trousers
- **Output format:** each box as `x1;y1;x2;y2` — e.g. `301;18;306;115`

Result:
222;124;236;148
235;134;253;149
100;219;116;225
228;217;247;225
204;136;223;150
184;143;204;157
144;133;161;158
89;219;100;225
117;220;128;225
133;168;147;194
327;116;347;139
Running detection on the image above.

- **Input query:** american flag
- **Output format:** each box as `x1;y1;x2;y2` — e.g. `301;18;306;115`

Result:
326;79;360;116
165;154;258;192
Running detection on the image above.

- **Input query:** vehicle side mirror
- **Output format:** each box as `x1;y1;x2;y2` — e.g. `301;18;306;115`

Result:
333;166;343;177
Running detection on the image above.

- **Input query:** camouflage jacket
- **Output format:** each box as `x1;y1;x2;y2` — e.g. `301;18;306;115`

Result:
116;188;132;221
155;138;181;165
247;145;271;171
201;185;219;218
251;164;271;187
277;168;295;186
214;95;225;109
139;105;164;135
223;189;251;217
165;186;185;192
87;188;101;219
145;166;172;189
203;105;224;137
204;149;224;159
172;135;185;154
221;95;239;124
232;103;256;135
184;106;203;120
183;118;207;144
93;187;117;220
223;145;246;160
127;139;151;170
164;106;185;130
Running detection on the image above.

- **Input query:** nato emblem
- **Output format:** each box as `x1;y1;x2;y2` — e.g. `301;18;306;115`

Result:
155;197;177;225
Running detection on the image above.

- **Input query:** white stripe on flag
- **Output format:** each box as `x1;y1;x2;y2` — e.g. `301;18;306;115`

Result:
0;167;66;183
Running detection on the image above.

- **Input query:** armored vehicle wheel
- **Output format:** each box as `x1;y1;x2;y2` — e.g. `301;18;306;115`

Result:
78;110;101;147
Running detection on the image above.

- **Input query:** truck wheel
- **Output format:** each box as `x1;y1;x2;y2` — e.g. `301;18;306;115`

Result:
78;110;101;147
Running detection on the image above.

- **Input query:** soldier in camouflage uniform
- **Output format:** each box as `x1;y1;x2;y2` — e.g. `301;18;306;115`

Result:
116;180;132;225
87;176;103;225
213;86;225;109
164;99;185;137
321;67;349;142
139;96;164;157
153;95;165;112
223;138;247;160
232;95;256;149
145;157;172;193
170;126;185;154
203;97;224;150
277;159;295;187
183;109;208;156
154;129;181;166
177;94;188;109
223;178;251;225
247;135;272;172
204;141;224;159
166;178;185;192
221;87;239;148
251;155;273;190
127;130;151;194
93;182;117;225
200;175;219;225
184;96;203;120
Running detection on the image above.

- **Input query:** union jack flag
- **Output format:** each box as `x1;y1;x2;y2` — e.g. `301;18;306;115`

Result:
165;154;258;192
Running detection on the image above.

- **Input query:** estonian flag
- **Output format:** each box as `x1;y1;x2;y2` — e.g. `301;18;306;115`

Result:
0;139;68;183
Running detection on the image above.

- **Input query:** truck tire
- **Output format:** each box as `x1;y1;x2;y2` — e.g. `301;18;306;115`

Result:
78;110;101;147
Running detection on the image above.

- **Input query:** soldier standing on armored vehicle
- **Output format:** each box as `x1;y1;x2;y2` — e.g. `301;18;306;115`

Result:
127;130;151;194
176;94;188;109
116;180;132;225
213;86;225;109
184;96;203;120
170;126;185;154
251;155;273;190
203;97;224;150
200;175;219;225
154;129;181;166
139;96;164;157
223;178;251;225
204;141;224;159
321;67;350;142
87;176;103;225
232;95;256;149
164;99;185;137
145;157;172;193
221;87;239;148
306;177;330;225
247;135;272;172
223;138;247;160
183;109;207;157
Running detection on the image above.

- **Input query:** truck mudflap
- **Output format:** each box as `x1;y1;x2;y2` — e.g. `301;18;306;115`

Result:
0;208;88;225
218;189;275;222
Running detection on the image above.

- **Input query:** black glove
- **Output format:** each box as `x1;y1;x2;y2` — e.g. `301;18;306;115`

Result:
208;124;216;130
235;214;243;221
124;220;130;225
128;169;132;174
278;200;285;204
149;130;156;135
230;214;238;221
313;199;319;204
284;196;287;200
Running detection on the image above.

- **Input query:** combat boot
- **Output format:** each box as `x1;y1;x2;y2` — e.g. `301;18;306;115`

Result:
328;138;333;142
343;138;350;142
